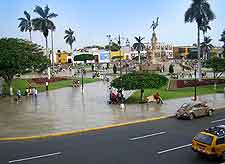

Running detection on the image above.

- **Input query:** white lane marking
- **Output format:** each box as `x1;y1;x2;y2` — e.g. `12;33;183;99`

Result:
157;144;192;155
211;118;225;123
8;152;61;163
130;132;167;141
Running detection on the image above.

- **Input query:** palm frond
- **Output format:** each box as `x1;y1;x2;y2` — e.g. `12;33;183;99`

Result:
48;13;58;19
24;11;31;20
34;5;45;18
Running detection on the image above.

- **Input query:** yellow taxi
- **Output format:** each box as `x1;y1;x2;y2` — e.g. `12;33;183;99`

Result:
192;125;225;159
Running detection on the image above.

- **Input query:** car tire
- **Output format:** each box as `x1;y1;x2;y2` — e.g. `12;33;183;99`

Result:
208;110;213;117
189;113;194;120
221;151;225;161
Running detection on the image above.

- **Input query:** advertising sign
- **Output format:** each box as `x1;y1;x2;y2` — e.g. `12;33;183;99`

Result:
99;51;110;63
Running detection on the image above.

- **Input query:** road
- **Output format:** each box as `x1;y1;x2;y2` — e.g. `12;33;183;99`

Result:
2;109;225;164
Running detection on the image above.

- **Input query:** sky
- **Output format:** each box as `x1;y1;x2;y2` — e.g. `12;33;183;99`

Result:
0;0;225;52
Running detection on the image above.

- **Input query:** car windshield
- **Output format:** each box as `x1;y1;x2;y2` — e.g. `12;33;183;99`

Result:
181;103;191;108
194;133;213;145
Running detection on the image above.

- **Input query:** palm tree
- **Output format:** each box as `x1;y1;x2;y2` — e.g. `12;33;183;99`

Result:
185;0;215;79
200;36;214;60
219;29;225;58
18;11;32;41
133;36;145;64
32;5;58;79
64;28;76;52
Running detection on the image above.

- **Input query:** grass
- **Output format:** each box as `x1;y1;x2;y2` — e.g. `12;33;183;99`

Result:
3;78;97;95
126;84;225;104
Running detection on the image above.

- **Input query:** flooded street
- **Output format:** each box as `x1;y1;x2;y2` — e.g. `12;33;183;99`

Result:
0;81;225;138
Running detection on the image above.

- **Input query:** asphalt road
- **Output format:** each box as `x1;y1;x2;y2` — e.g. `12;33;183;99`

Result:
2;109;225;164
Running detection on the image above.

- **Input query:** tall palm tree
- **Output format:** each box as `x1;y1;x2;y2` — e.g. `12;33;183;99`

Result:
64;28;76;52
219;29;225;58
133;36;145;64
64;28;76;66
200;36;214;60
32;5;58;79
18;11;32;41
185;0;215;79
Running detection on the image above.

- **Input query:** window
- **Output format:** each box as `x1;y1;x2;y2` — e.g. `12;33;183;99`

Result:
194;133;213;145
216;137;225;145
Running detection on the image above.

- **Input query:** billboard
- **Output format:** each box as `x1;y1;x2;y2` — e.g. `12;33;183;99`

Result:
99;51;110;63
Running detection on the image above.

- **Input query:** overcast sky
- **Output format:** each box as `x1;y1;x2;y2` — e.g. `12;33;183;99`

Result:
0;0;225;51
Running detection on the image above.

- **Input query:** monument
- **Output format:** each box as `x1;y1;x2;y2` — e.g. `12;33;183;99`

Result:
141;17;162;71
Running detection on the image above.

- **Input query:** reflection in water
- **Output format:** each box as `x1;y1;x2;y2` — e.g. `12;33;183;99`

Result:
0;81;224;137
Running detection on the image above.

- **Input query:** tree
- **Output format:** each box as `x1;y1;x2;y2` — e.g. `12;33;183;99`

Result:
185;0;215;79
74;54;94;63
219;29;225;58
0;38;49;95
133;36;145;64
105;42;120;51
64;28;76;52
18;11;33;41
111;73;168;102
32;5;58;79
205;57;225;89
200;36;214;60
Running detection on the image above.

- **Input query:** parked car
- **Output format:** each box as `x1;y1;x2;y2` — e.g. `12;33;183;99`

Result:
176;102;214;120
192;125;225;159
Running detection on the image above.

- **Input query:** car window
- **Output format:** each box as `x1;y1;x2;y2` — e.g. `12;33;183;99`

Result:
216;137;225;145
181;103;190;108
194;133;213;145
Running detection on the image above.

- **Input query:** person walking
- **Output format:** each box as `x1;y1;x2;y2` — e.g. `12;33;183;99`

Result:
45;80;49;91
34;88;38;97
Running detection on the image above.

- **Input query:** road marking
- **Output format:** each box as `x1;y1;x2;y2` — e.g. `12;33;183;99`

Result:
157;144;192;155
8;152;61;163
130;132;167;141
211;118;225;123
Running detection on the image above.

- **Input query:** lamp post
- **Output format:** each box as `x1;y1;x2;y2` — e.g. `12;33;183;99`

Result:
194;66;197;101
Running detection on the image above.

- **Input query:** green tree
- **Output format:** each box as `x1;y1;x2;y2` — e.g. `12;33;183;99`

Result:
200;36;214;60
64;28;76;52
133;36;145;64
105;42;120;51
0;38;49;95
111;73;168;102
32;5;58;79
74;54;94;63
205;57;225;89
18;11;33;41
185;0;215;79
219;29;225;58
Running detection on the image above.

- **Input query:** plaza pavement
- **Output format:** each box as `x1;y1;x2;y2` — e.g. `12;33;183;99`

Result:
0;80;225;138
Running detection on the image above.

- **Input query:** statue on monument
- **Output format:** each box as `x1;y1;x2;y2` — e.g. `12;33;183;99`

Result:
150;17;159;32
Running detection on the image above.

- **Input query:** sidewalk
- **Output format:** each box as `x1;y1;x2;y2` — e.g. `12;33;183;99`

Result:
0;81;224;138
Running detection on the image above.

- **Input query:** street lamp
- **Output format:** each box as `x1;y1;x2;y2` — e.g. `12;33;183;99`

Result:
193;65;197;101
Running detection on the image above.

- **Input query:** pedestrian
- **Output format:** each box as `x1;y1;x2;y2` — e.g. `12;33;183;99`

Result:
25;88;29;96
92;64;94;71
34;87;38;97
45;80;49;91
16;89;21;100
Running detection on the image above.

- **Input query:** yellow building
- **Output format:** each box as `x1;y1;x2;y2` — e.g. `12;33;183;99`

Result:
110;51;126;60
56;51;71;64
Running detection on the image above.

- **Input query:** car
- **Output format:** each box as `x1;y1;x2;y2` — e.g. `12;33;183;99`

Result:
192;125;225;159
176;102;214;120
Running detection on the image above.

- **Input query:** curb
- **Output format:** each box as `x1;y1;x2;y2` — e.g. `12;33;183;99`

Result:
0;115;174;142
